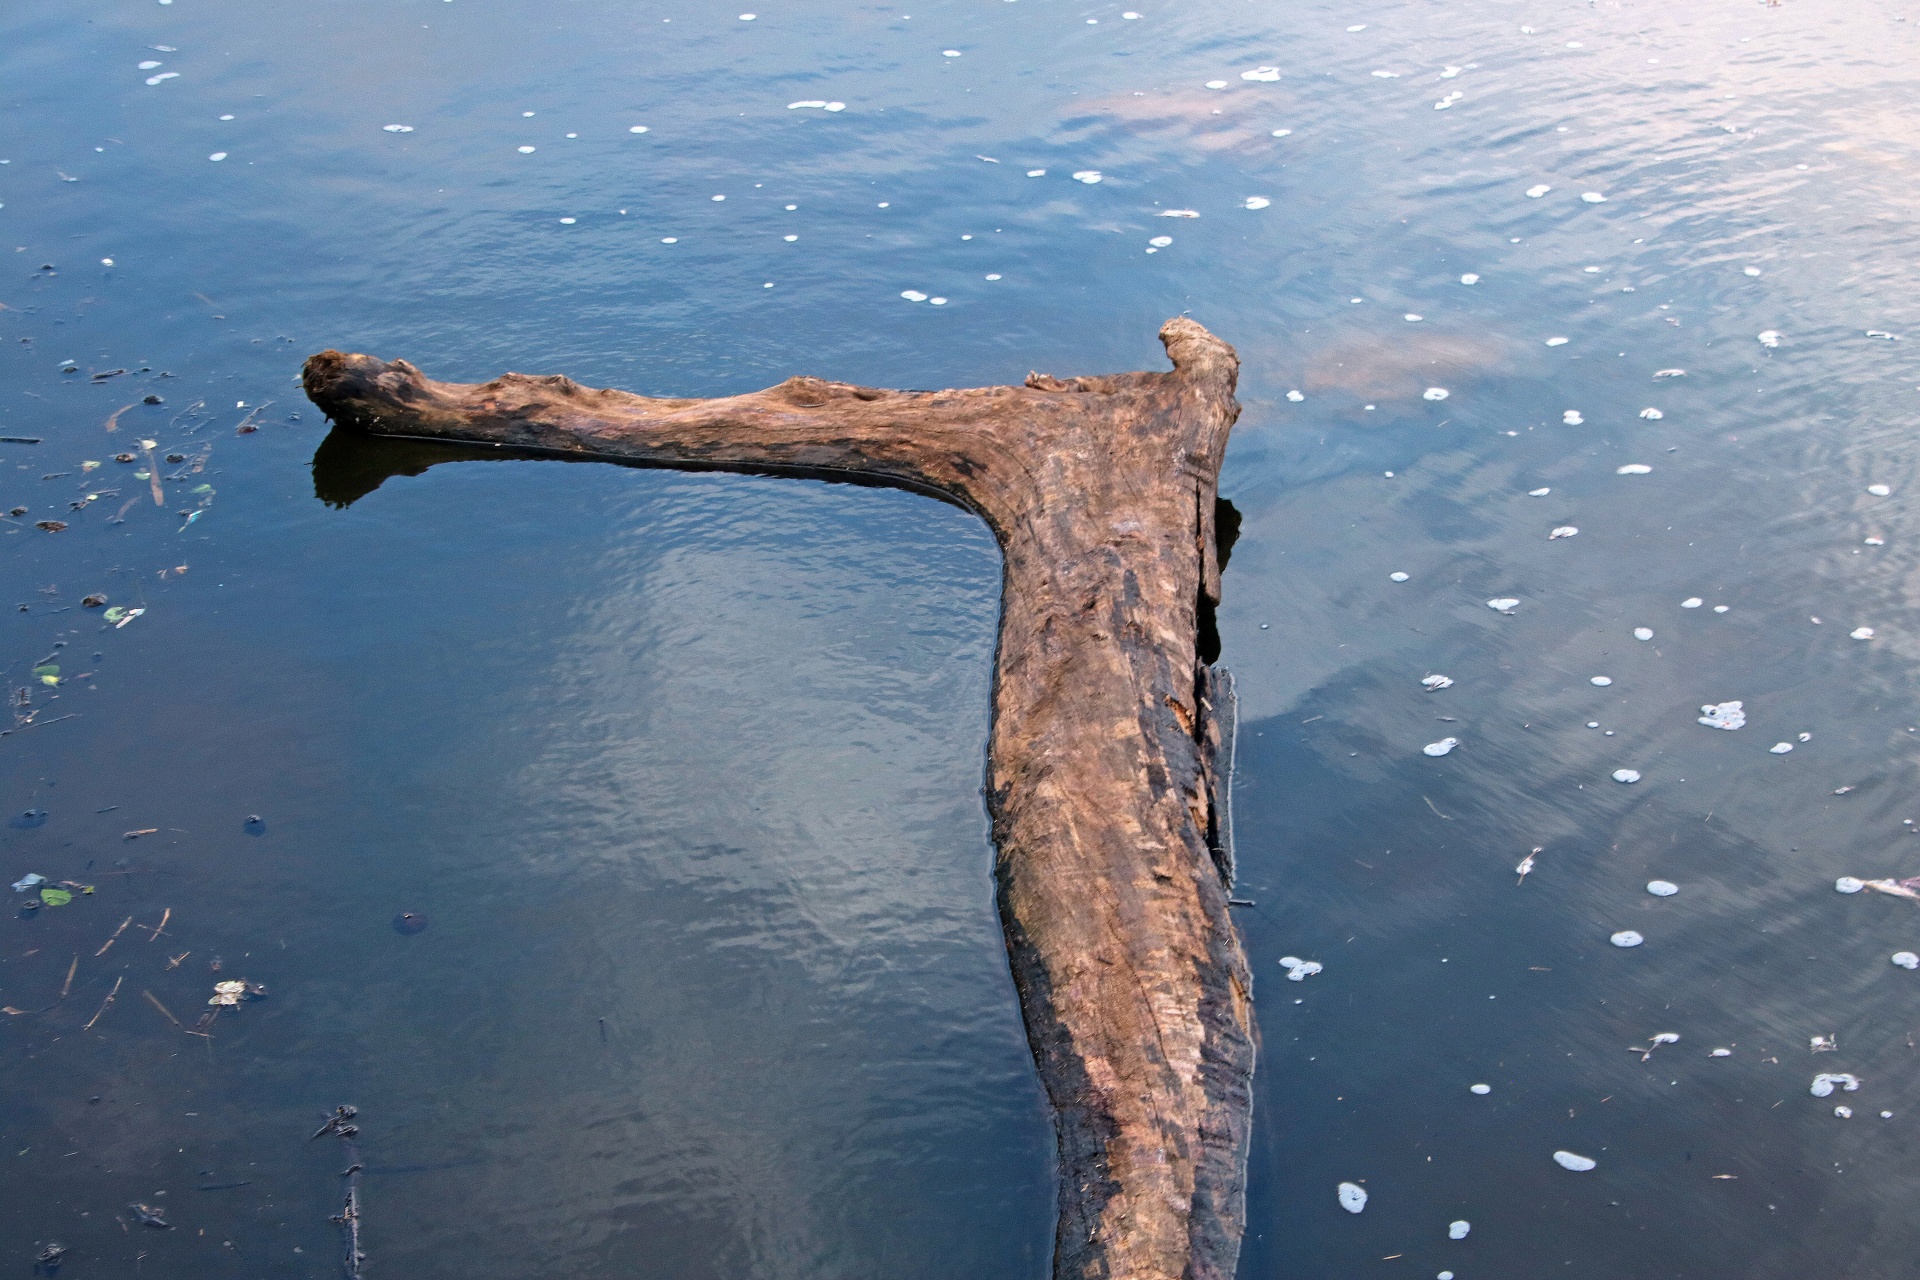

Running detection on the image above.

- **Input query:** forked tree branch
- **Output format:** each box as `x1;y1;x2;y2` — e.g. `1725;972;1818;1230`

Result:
303;317;1255;1280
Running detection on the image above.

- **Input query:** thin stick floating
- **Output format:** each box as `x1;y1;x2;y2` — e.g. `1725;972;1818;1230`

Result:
303;318;1255;1280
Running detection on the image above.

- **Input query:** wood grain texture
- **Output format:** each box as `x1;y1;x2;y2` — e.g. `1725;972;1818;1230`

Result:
302;317;1255;1280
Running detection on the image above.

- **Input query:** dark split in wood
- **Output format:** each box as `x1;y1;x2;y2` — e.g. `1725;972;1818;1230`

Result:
302;318;1256;1280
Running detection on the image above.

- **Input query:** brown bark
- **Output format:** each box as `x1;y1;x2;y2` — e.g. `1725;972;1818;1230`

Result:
301;317;1255;1280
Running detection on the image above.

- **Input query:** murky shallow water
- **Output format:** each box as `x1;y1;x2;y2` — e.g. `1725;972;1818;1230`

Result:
4;0;1919;1276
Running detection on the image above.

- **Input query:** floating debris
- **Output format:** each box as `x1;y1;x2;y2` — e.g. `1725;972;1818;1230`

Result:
1681;597;1702;608
1470;1082;1492;1094
1770;742;1794;755
1071;170;1102;184
1647;882;1679;900
1835;1105;1854;1118
1892;951;1919;970
1698;701;1745;731
128;1202;171;1229
11;873;48;893
1654;368;1687;378
786;101;846;111
382;124;414;133
1286;389;1304;401
1590;676;1612;686
1553;1151;1598;1172
1633;627;1653;641
1549;526;1578;539
1545;336;1570;347
1516;848;1539;882
1851;626;1875;640
1810;1072;1860;1097
392;911;429;935
1529;487;1551;497
1241;67;1281;81
1581;191;1608;203
1757;330;1782;348
1149;235;1172;248
1563;410;1584;425
208;978;266;1008
1423;737;1459;757
1617;463;1652;475
1811;1034;1838;1053
1526;184;1552;198
1836;877;1865;893
1867;484;1892;497
1448;1220;1471;1240
1487;598;1520;613
1865;329;1900;341
1639;407;1664;419
1632;1032;1680;1061
1390;571;1410;582
1422;674;1454;690
1710;1048;1732;1057
1423;387;1450;400
900;290;928;302
1611;929;1644;946
1159;209;1200;218
1460;273;1480;284
1279;955;1323;981
1243;197;1271;210
1337;1182;1368;1213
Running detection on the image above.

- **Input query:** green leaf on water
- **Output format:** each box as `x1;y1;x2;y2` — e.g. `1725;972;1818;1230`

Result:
102;607;126;623
32;664;59;687
39;888;72;907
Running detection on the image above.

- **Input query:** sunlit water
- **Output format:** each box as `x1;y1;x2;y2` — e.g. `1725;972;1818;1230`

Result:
3;1;1918;1277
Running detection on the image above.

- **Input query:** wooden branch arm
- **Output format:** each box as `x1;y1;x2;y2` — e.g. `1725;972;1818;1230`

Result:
303;317;1255;1280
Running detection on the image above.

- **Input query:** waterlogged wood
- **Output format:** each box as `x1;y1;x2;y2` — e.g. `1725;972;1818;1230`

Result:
302;318;1256;1280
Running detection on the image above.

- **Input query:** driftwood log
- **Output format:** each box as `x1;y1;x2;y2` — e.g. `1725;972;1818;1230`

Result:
301;318;1256;1280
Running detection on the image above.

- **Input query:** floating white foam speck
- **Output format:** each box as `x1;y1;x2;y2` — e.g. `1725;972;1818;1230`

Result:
208;151;227;161
1554;1150;1599;1171
1423;387;1449;400
1526;184;1551;198
1654;368;1686;378
943;49;962;57
1868;484;1891;496
1449;1221;1471;1240
1611;770;1641;785
1770;742;1794;754
1205;79;1229;89
1422;674;1454;690
1836;876;1864;893
1639;407;1663;419
558;217;575;224
1338;1182;1368;1212
1286;389;1304;402
1633;627;1653;641
1424;737;1460;757
1160;209;1200;218
1390;571;1410;582
1271;128;1292;137
1757;330;1782;348
630;125;650;132
900;290;928;302
1648;880;1678;896
1279;956;1323;981
1242;67;1281;81
1581;191;1607;203
1371;69;1400;78
1550;526;1578;539
1405;313;1423;322
1149;235;1172;247
1590;676;1612;686
1563;410;1584;425
1851;626;1875;640
1072;170;1102;184
518;145;536;153
1470;1083;1491;1094
138;60;162;69
1460;273;1479;284
1528;487;1551;496
1244;196;1271;209
383;124;414;133
1698;701;1745;731
1545;336;1569;346
1617;463;1652;474
1892;952;1919;970
1487;598;1520;612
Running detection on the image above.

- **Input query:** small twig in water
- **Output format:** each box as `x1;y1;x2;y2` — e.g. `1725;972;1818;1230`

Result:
83;975;124;1031
96;915;134;957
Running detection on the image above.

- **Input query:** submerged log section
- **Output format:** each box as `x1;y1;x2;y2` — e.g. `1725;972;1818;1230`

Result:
302;318;1255;1280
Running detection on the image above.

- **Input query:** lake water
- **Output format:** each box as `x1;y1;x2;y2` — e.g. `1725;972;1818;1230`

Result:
3;1;1917;1277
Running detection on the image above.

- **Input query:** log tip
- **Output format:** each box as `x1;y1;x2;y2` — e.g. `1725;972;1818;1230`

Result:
302;350;430;430
1159;317;1238;385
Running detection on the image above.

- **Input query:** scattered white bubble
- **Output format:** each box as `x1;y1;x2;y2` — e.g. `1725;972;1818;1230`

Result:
1242;67;1281;81
1470;1083;1491;1095
1149;235;1172;247
1811;1072;1861;1097
383;124;414;133
1338;1182;1368;1213
1757;330;1782;348
1836;876;1865;894
518;145;536;153
1347;23;1368;31
1440;66;1463;78
1617;463;1652;474
1654;368;1687;379
146;72;180;85
558;216;575;224
1286;389;1304;402
1279;956;1323;981
1205;79;1229;89
1424;737;1460;757
660;236;678;243
1865;537;1885;546
1487;598;1520;612
1460;273;1480;284
984;273;1001;280
712;194;726;201
1554;1150;1599;1171
1697;701;1745;731
1026;168;1046;177
1590;676;1613;687
1770;742;1794;754
1709;1047;1732;1057
1526;184;1552;198
1550;526;1579;540
138;60;163;69
1123;10;1141;18
739;11;756;18
1639;407;1664;419
1867;483;1892;496
1563;410;1584;425
1836;1105;1854;1118
1271;128;1293;137
943;49;962;57
1160;209;1200;218
630;125;650;132
1851;626;1875;640
1390;571;1410;582
1713;605;1729;613
1422;674;1454;690
900;290;929;301
1528;487;1551;497
1581;191;1608;203
1244;196;1271;209
1611;770;1641;785
1545;336;1570;346
1072;170;1102;184
1405;313;1423;322
1745;265;1763;276
1423;387;1449;400
1448;1221;1471;1240
1633;627;1653;641
1647;880;1679;897
208;151;227;161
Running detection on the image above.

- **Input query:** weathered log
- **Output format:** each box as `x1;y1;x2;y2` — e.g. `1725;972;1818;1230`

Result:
301;318;1255;1280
